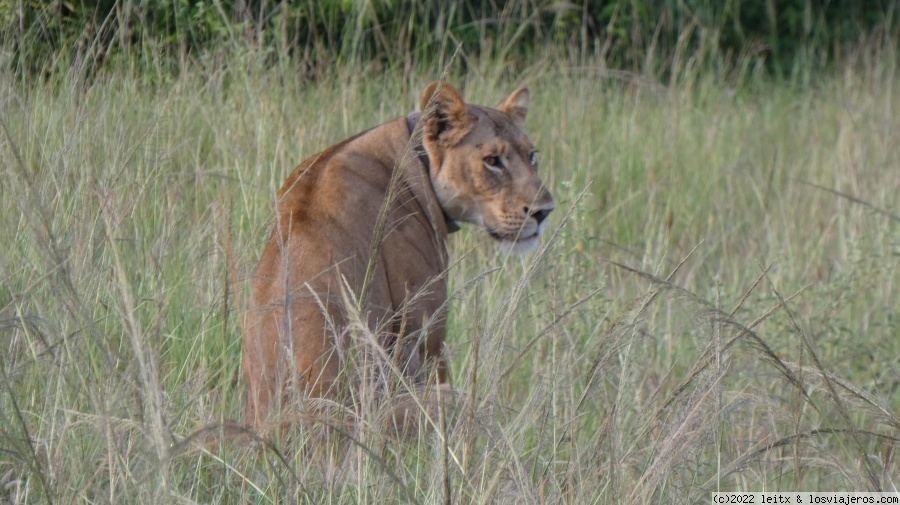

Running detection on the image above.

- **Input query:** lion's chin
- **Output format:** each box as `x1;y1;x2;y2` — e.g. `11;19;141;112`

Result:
497;235;542;255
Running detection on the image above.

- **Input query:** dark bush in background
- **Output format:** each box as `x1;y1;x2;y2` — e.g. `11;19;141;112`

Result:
1;0;897;78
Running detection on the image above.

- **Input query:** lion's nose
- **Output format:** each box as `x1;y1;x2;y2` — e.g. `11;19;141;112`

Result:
526;206;553;224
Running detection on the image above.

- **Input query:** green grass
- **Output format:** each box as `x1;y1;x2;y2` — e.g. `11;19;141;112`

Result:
1;45;898;503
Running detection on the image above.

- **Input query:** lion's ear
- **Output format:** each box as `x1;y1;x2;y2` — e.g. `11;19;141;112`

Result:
420;82;473;147
497;87;530;129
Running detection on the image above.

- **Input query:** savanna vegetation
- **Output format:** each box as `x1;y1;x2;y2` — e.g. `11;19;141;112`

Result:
1;1;898;503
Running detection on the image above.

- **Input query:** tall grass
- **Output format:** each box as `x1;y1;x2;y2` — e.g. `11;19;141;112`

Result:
1;41;898;502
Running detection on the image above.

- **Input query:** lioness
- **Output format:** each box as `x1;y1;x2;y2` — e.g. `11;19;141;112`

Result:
243;82;554;427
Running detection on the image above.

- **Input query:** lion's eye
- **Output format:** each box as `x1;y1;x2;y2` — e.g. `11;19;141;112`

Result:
529;150;539;166
483;155;501;169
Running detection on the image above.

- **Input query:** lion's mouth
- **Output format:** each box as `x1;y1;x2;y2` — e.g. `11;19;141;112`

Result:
486;227;540;243
486;228;504;240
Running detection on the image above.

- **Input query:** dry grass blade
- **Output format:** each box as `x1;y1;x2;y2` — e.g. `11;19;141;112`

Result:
629;370;727;504
500;286;603;383
166;422;307;498
779;361;900;431
96;191;172;480
0;354;54;503
795;179;900;223
609;261;818;415
702;428;900;490
762;270;882;490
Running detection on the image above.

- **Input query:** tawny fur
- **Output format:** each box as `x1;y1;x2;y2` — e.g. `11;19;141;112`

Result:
243;82;554;427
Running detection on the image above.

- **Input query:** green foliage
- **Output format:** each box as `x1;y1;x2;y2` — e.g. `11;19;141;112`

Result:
1;0;897;78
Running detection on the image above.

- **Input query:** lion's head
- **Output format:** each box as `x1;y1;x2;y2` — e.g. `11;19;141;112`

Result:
419;82;554;254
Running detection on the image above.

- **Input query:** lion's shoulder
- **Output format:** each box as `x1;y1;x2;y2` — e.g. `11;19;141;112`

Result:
276;121;402;203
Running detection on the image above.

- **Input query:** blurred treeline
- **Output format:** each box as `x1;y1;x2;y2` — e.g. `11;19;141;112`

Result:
1;0;897;78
